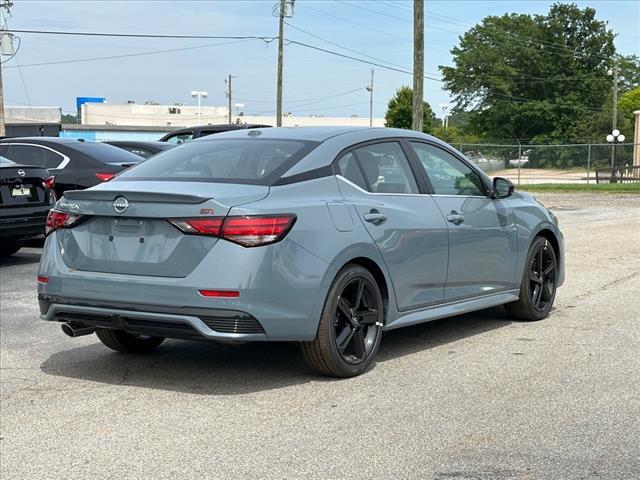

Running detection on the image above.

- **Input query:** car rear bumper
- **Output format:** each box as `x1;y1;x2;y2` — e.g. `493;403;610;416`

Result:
0;206;49;241
39;296;268;341
37;233;331;342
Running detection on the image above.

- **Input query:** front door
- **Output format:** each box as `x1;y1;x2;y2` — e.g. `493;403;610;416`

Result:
335;141;449;311
409;141;518;301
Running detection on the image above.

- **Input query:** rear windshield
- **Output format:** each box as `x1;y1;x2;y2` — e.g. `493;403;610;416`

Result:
67;141;144;164
0;156;15;165
116;138;316;184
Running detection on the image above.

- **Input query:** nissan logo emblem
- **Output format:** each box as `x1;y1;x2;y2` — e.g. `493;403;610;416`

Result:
113;197;129;214
17;169;26;177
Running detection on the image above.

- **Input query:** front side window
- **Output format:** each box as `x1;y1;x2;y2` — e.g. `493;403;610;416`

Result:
410;142;486;196
353;142;419;194
165;132;194;144
117;139;313;184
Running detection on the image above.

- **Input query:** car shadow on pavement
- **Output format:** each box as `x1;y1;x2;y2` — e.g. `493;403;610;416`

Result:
40;306;511;395
0;248;41;266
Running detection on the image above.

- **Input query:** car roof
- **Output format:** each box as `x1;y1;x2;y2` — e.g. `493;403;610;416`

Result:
199;126;437;143
105;140;171;147
166;124;271;136
0;136;90;145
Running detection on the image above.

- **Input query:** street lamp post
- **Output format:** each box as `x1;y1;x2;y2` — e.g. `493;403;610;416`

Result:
191;90;208;124
606;129;626;169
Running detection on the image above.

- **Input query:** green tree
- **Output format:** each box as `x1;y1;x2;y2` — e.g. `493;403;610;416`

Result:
619;86;640;114
440;3;639;143
384;86;435;133
61;114;77;124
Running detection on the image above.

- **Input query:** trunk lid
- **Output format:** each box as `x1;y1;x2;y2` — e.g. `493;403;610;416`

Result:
55;181;268;277
0;165;49;208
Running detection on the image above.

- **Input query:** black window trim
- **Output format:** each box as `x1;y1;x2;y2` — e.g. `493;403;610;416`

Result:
331;137;429;195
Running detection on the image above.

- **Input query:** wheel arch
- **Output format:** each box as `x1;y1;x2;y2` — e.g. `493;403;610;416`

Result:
535;228;561;268
344;257;390;318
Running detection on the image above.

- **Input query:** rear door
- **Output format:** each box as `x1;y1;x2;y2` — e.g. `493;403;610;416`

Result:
335;141;449;311
408;141;518;301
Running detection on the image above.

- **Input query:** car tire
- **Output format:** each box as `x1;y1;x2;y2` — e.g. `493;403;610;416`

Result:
0;241;23;257
302;264;384;377
95;328;164;353
506;236;558;321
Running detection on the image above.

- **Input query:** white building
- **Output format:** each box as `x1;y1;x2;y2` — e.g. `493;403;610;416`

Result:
81;102;385;128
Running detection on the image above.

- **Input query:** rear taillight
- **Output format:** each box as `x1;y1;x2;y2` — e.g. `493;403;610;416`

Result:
45;210;81;235
169;218;223;236
169;214;296;247
221;215;295;247
42;176;56;190
95;172;115;182
43;176;57;201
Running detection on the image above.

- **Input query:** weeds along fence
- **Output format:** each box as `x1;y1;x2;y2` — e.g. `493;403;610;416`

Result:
454;142;639;184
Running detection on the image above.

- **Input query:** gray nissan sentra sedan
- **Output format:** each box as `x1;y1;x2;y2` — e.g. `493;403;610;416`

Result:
37;127;564;377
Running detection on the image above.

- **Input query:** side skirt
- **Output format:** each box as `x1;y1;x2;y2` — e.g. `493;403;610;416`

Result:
384;290;520;331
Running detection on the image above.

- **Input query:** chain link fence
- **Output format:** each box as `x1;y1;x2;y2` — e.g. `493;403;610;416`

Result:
454;142;639;184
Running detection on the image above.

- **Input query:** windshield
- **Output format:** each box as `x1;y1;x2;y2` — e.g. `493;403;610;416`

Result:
116;138;316;184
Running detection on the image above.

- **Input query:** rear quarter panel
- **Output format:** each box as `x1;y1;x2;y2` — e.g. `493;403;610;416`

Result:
229;175;400;330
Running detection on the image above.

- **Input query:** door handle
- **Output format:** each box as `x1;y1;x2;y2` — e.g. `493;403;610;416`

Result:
446;213;465;225
364;212;387;225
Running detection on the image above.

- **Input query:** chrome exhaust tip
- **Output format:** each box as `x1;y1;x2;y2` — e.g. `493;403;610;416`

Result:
61;322;95;338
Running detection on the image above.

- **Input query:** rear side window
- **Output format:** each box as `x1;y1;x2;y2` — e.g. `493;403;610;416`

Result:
116;139;315;184
354;142;419;194
165;132;194;144
67;142;143;165
336;152;367;190
0;144;63;169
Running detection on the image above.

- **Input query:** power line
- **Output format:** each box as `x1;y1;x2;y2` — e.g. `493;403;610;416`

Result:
287;39;442;82
285;22;415;73
2;39;256;69
7;29;276;42
235;87;363;106
296;3;412;44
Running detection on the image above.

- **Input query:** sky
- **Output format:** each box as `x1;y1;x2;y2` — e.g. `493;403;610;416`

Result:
2;0;639;120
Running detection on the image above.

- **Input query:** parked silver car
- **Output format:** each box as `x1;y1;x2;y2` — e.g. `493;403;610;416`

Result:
37;127;564;377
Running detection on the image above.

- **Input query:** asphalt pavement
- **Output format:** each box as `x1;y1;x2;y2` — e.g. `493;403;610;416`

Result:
1;193;639;479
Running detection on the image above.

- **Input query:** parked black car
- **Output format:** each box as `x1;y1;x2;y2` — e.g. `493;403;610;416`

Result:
104;140;175;159
159;124;271;144
0;138;142;199
0;156;52;256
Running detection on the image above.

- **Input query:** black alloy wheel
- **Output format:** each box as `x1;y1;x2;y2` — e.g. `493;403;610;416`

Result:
334;276;382;365
506;236;558;321
529;242;557;312
302;265;384;377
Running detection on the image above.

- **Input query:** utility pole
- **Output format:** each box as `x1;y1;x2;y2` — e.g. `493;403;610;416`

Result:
612;58;619;134
0;1;12;138
412;0;424;132
607;57;624;170
611;58;619;168
366;69;374;127
226;74;233;125
275;0;294;127
0;50;5;137
276;0;286;127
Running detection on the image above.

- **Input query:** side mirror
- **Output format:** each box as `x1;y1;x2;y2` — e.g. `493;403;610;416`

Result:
492;177;514;199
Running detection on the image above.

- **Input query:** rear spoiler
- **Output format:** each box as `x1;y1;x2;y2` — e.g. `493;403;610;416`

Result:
63;190;209;204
